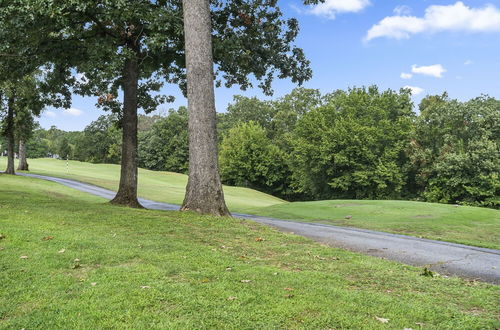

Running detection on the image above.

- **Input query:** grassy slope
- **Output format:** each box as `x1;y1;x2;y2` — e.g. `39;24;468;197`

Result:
4;157;499;249
0;174;499;329
5;158;284;212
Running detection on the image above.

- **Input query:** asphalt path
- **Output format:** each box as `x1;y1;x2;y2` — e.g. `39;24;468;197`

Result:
17;172;500;284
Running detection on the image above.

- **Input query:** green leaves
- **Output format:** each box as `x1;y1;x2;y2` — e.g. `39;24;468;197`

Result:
290;86;415;200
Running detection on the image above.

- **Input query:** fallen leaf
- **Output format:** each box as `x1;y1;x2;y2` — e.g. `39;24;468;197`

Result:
284;294;294;298
345;215;352;219
201;278;210;283
58;249;66;254
240;279;252;283
375;316;389;323
415;322;425;327
255;237;264;242
273;272;278;275
74;258;81;262
140;286;151;289
91;282;97;286
42;236;54;241
227;296;237;301
20;256;28;259
284;287;294;291
71;264;81;269
420;267;434;277
404;328;413;330
225;267;233;271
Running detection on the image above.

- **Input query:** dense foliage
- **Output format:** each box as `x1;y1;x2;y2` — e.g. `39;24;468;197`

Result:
11;86;499;208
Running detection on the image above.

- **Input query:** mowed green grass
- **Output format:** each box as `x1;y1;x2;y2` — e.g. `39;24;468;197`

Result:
245;200;500;250
3;157;285;212
0;175;499;329
4;157;499;249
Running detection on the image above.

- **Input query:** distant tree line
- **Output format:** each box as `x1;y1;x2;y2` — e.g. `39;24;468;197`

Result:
18;86;499;209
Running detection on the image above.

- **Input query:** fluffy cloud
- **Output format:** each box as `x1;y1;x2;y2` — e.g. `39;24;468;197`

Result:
400;72;413;79
310;0;371;19
403;85;424;96
411;64;446;78
365;1;500;41
63;108;84;116
464;59;473;65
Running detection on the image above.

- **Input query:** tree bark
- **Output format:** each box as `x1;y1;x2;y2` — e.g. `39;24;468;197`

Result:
181;0;230;216
110;47;142;208
17;139;29;171
5;96;15;175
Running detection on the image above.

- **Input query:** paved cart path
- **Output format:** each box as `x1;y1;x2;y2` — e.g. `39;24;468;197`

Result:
18;172;500;284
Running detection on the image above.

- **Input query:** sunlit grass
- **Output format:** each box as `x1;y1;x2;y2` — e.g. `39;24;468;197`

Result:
0;174;499;329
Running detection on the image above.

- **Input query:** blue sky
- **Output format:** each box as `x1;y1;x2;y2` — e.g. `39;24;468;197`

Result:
40;0;500;131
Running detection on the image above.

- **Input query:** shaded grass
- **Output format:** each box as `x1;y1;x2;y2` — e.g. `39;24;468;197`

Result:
0;174;499;329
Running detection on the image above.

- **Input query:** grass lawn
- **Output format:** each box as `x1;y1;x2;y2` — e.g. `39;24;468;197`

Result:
1;157;285;211
3;157;499;249
0;174;499;329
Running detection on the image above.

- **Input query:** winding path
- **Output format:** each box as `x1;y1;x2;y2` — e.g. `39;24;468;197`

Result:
18;172;500;284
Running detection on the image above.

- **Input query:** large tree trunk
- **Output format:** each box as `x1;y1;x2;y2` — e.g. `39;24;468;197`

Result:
17;139;29;171
110;49;142;208
181;0;230;216
4;96;15;175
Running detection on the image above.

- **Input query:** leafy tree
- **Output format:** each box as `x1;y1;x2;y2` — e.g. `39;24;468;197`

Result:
219;122;288;196
409;95;500;207
218;96;276;137
139;107;189;173
271;88;323;141
0;73;51;174
74;115;121;164
290;86;415;200
3;0;320;210
26;126;50;158
57;136;71;160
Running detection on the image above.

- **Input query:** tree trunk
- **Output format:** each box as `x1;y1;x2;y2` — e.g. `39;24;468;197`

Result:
17;139;29;171
110;48;142;208
5;96;15;175
181;0;230;216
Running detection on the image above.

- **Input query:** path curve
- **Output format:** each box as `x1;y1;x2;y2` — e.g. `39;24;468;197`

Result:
18;172;500;284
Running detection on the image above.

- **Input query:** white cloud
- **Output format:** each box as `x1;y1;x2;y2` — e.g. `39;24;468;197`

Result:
400;72;413;79
310;0;371;19
464;59;473;65
403;85;424;96
411;64;446;78
45;111;56;118
63;108;84;116
393;5;412;16
365;1;500;41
